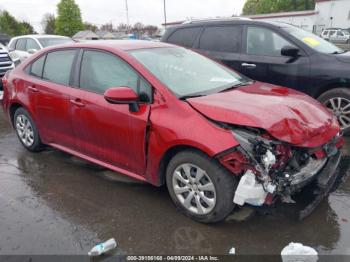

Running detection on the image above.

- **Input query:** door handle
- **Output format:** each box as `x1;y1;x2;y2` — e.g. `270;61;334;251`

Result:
28;85;39;93
70;99;85;107
241;63;257;69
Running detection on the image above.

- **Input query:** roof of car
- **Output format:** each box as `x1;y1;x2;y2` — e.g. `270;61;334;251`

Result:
166;19;295;30
62;40;175;51
13;34;70;39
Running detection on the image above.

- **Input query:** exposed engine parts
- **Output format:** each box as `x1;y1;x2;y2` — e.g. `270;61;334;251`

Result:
227;128;342;207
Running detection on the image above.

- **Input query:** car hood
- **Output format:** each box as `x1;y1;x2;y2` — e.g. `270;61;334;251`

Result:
187;82;340;147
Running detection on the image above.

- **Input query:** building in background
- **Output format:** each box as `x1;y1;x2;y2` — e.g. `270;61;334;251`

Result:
246;0;350;34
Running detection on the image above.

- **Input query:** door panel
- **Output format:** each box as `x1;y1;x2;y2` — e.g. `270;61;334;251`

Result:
70;49;152;176
241;26;310;91
25;79;75;146
70;90;150;175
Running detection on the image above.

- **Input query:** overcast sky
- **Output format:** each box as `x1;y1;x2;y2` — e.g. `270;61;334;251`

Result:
0;0;246;32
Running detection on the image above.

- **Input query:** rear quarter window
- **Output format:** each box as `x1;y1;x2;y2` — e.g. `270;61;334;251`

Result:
29;55;46;78
167;27;201;48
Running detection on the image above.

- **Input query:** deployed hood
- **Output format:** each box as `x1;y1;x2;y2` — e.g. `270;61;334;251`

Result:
187;82;340;147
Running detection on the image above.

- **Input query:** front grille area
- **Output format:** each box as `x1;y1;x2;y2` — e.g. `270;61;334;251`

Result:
290;157;327;186
0;52;14;77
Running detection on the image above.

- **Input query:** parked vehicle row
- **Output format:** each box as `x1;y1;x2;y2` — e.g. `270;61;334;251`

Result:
161;19;350;134
1;40;344;222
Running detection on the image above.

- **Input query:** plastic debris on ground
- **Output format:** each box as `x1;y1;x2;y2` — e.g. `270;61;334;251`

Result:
88;238;117;256
281;242;318;262
228;247;235;255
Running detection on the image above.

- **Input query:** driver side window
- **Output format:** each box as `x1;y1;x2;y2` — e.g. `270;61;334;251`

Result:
246;26;293;56
79;50;152;102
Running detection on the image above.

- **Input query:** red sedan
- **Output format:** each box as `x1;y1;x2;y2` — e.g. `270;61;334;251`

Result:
1;41;344;223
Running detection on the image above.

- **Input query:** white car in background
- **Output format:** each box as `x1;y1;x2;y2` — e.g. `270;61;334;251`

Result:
8;35;74;62
321;28;350;44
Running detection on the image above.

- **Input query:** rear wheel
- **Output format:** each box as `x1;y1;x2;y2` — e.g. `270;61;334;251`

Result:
14;108;44;152
318;88;350;135
166;150;237;223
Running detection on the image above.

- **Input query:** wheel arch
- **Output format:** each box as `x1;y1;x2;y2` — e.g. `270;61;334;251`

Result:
9;102;25;127
316;81;350;99
157;145;212;186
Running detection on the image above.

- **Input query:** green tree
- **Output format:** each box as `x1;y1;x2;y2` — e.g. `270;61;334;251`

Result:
0;10;21;36
42;13;56;34
55;0;84;36
19;21;35;34
242;0;315;15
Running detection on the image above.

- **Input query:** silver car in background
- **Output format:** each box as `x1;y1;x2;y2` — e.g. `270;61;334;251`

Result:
8;34;74;62
321;28;350;44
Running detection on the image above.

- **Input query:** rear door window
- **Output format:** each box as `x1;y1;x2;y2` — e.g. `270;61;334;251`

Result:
16;38;27;51
329;30;336;37
167;27;201;48
43;49;76;85
199;26;241;53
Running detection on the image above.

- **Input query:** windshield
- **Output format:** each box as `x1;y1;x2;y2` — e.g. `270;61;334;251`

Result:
343;30;350;36
129;47;248;97
283;26;344;54
38;37;74;48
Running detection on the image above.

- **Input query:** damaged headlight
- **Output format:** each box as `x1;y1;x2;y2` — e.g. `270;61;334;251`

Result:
232;129;278;174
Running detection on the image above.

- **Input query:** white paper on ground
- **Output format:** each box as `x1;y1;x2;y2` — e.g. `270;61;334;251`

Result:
281;242;318;262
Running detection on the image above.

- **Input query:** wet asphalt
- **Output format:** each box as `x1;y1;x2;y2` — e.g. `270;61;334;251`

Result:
1;108;350;257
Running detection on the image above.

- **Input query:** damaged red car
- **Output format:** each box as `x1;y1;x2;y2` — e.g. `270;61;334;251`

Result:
1;41;344;223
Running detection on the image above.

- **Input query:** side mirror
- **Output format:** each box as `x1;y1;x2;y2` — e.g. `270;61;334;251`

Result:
281;45;300;57
27;49;37;54
104;87;139;112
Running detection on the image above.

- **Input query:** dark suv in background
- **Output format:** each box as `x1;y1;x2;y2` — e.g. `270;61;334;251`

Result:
161;18;350;134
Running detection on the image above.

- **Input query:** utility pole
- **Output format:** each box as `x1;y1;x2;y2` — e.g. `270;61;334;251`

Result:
163;0;167;28
125;0;130;32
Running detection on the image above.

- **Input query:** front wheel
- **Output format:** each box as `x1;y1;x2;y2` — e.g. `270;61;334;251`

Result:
318;88;350;135
166;150;237;223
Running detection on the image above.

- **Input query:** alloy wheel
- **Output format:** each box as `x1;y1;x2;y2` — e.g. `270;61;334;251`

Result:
325;97;350;130
15;114;35;147
172;163;216;215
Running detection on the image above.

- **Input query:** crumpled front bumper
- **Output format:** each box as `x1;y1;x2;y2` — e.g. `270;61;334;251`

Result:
298;150;342;220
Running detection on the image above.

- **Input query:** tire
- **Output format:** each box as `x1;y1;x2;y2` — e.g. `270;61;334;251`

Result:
318;88;350;135
13;107;44;152
166;150;237;223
